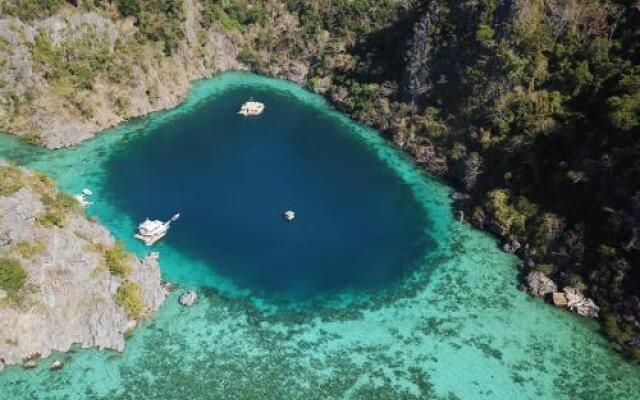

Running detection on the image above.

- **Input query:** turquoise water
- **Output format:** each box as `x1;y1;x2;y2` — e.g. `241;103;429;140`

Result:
0;72;639;399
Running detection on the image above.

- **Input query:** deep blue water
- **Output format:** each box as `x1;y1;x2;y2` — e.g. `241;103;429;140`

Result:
104;85;431;299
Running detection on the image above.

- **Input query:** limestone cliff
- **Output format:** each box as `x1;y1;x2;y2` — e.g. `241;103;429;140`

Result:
0;161;166;369
0;1;244;148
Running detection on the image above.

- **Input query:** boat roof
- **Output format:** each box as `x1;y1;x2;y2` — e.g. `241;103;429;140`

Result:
139;219;164;229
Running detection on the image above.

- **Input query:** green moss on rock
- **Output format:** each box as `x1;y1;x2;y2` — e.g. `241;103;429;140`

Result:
0;257;27;295
114;280;145;319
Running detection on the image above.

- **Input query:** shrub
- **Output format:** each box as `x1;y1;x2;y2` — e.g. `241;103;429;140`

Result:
603;314;631;345
0;0;65;20
0;164;25;196
114;280;145;319
532;263;553;275
37;192;81;227
105;242;131;277
0;257;27;294
13;240;47;260
37;210;65;227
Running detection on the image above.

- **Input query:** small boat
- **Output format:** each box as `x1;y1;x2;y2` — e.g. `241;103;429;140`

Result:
238;100;265;116
283;210;295;221
74;188;93;207
134;213;180;246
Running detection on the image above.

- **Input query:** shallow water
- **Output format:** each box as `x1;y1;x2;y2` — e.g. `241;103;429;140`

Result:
0;72;639;399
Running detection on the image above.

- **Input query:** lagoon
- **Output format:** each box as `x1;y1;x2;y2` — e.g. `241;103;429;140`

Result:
0;72;639;399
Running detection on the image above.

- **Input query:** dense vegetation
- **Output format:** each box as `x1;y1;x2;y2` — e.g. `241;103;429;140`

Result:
105;241;132;277
0;257;27;295
114;280;145;319
1;0;638;359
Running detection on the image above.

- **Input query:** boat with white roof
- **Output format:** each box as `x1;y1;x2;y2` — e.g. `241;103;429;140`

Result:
238;100;265;116
134;213;180;246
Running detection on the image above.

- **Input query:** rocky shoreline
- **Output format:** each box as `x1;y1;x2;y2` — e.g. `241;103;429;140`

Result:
0;162;167;370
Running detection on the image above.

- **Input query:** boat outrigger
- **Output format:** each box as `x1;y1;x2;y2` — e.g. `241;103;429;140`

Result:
134;213;180;246
237;100;265;116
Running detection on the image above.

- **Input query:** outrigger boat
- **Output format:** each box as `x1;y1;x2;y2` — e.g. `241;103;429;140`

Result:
74;188;94;208
237;99;265;116
134;213;180;246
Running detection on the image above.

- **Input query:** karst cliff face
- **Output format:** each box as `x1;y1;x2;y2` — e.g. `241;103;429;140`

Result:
0;161;166;369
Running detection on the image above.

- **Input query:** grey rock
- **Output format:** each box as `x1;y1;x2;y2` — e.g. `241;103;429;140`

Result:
451;192;471;201
524;271;557;298
564;290;600;318
502;238;521;253
552;292;568;307
50;360;63;371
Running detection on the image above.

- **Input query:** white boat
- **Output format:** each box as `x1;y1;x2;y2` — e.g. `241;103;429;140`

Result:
74;188;93;208
283;210;295;221
134;213;180;246
237;100;265;116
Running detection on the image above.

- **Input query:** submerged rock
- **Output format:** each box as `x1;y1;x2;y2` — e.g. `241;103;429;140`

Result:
525;271;557;298
50;360;63;371
179;291;198;307
22;360;37;369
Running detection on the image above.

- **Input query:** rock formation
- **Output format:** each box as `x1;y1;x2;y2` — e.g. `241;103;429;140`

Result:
552;287;600;318
0;162;166;368
179;291;198;307
524;271;557;298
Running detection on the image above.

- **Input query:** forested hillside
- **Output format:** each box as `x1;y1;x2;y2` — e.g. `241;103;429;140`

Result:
1;0;638;360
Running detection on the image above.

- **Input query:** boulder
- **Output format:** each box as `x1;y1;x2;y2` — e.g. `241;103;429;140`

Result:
451;192;471;201
502;238;521;253
569;297;600;318
525;271;557;298
23;360;37;369
179;291;197;307
50;360;63;371
563;286;581;295
552;292;568;307
559;287;600;317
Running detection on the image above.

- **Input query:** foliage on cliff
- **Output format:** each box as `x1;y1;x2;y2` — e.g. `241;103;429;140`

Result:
0;257;27;295
114;280;145;319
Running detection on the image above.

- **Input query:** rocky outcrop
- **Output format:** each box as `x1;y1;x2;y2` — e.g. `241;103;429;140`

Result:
0;164;167;368
179;291;197;307
553;287;600;318
524;271;557;298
